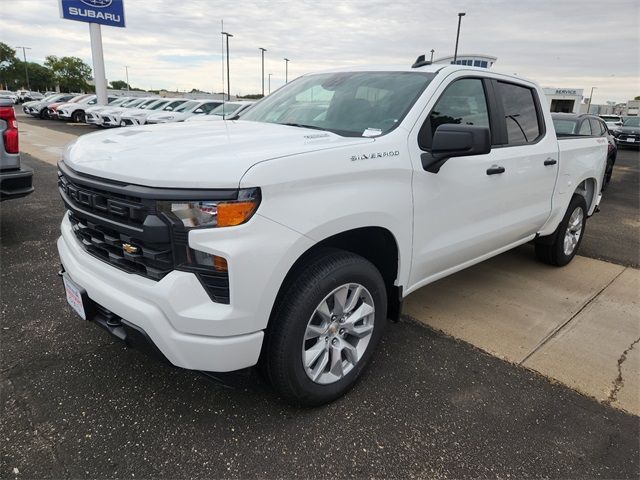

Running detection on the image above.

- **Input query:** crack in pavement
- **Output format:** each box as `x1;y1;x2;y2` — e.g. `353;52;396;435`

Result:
519;267;627;365
605;336;640;406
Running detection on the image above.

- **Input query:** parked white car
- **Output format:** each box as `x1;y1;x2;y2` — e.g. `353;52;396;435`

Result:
599;114;623;130
145;99;223;124
84;97;133;125
119;98;188;126
24;93;76;118
57;63;607;405
0;91;18;104
56;95;114;123
184;101;255;122
99;97;158;127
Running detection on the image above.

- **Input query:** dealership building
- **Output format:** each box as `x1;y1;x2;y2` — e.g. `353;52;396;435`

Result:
433;53;497;69
542;88;585;113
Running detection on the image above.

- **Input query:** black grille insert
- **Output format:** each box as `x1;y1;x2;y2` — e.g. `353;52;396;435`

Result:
69;213;173;281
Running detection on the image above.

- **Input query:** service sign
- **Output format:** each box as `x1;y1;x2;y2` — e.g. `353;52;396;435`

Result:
59;0;126;28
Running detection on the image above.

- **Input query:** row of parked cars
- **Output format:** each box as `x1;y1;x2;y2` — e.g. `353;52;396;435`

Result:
17;91;255;127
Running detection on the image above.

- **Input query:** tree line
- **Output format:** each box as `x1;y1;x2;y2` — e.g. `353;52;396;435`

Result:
0;42;92;92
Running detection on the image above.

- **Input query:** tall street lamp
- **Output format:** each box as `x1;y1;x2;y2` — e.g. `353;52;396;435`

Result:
15;46;32;90
587;86;597;114
221;31;233;100
259;47;267;97
268;73;272;94
453;12;465;63
284;58;290;83
430;49;435;63
125;65;130;91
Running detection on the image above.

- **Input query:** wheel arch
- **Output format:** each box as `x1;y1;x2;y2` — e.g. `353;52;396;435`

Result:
574;177;598;214
267;226;403;333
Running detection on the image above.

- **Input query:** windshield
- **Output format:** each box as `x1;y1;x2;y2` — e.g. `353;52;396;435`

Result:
148;100;169;110
210;102;243;116
162;100;186;111
174;100;199;112
241;71;435;136
623;117;640;127
138;99;160;109
122;98;145;108
552;118;579;135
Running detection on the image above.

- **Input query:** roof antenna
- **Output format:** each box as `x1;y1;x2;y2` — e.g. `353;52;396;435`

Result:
412;54;431;68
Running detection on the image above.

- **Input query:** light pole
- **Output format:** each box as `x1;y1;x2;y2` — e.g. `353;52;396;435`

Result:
430;49;435;63
453;13;465;63
587;86;597;114
259;47;267;97
284;58;290;83
125;65;130;91
268;73;272;94
15;46;32;90
221;31;233;100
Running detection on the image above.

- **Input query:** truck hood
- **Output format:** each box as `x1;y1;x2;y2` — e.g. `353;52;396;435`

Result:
63;120;374;188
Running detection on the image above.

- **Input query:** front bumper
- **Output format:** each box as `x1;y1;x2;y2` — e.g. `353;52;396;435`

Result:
616;135;639;146
101;115;120;127
120;117;145;126
57;214;270;372
0;166;34;200
85;112;102;125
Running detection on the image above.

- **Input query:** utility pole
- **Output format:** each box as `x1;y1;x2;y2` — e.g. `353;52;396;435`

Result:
268;73;272;94
430;49;435;63
221;31;233;100
453;12;466;63
125;65;130;91
284;58;290;83
15;46;32;90
259;48;267;97
587;86;597;114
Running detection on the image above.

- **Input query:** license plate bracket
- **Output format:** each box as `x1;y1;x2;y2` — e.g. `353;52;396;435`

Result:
62;273;95;321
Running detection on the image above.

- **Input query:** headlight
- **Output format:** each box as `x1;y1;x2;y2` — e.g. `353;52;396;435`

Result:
158;188;261;229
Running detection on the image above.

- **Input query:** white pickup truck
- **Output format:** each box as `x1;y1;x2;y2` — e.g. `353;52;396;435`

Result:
57;63;607;405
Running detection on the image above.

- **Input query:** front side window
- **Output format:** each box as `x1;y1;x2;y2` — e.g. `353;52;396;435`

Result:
496;82;541;145
241;71;435;137
427;78;490;140
200;102;221;113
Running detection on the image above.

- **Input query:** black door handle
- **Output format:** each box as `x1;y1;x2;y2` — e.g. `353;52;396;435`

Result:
486;165;505;175
544;158;557;166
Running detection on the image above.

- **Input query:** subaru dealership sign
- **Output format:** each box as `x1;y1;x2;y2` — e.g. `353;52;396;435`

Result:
59;0;125;28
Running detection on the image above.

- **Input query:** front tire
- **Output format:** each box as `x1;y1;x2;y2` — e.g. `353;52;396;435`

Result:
72;110;84;123
265;249;387;406
535;194;587;266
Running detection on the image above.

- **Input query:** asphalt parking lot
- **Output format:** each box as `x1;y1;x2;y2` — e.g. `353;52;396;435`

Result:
1;118;639;478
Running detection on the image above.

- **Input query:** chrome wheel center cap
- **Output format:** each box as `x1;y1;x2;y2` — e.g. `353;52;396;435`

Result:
328;322;339;335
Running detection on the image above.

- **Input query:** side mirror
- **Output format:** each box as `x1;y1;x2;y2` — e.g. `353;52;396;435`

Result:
421;124;491;173
165;106;173;111
194;108;204;114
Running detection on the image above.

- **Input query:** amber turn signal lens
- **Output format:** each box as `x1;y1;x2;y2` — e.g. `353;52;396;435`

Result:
216;201;258;227
213;255;228;272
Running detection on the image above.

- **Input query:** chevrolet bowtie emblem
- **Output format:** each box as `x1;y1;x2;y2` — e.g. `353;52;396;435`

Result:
122;243;139;254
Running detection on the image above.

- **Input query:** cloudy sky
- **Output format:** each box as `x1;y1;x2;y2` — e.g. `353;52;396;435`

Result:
2;0;639;102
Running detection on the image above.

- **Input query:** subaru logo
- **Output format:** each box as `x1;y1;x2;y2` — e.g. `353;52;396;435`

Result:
80;0;113;7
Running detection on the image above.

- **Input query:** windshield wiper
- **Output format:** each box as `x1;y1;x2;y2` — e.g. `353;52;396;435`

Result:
278;122;327;131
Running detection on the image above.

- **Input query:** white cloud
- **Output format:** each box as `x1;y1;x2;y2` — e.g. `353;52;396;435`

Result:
2;0;638;101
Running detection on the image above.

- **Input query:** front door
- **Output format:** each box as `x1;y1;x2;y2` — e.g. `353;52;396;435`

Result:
408;76;510;289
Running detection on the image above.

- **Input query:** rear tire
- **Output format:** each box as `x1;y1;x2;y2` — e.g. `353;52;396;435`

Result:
264;249;387;406
535;194;587;266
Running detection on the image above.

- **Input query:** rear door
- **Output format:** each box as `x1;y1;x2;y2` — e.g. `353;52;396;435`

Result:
488;80;558;241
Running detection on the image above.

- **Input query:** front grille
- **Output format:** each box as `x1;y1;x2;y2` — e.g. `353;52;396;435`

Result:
102;115;112;123
58;163;233;303
69;212;173;280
